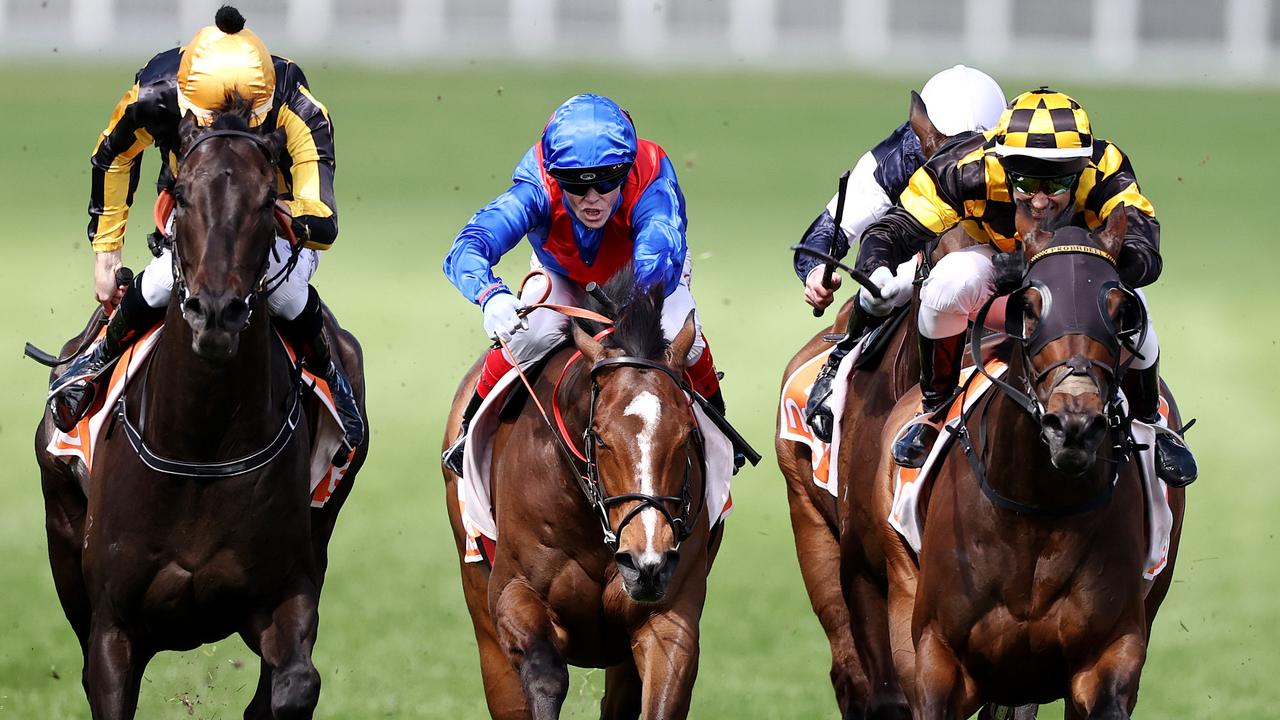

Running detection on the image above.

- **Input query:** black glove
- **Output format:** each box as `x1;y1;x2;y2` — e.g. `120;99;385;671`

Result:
991;249;1028;295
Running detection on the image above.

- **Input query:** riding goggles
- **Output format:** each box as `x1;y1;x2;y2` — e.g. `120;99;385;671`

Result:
549;163;631;196
1008;172;1077;197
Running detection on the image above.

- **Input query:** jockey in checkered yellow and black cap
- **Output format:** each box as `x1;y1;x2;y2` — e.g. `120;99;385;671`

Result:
853;87;1196;486
48;5;364;454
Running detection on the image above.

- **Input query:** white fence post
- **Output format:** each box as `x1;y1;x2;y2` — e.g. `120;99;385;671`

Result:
71;0;112;50
510;0;556;56
842;0;889;60
288;0;334;48
1226;0;1270;75
401;0;445;53
965;0;1010;63
1092;0;1139;69
729;0;775;59
621;0;667;59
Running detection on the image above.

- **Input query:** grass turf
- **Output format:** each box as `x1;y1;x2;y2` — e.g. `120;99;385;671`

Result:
0;62;1276;718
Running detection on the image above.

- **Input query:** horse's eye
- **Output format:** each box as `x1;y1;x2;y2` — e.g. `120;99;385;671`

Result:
592;429;609;449
172;188;188;208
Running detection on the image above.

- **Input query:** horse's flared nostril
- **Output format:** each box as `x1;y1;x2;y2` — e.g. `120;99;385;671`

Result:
222;297;251;331
183;296;204;317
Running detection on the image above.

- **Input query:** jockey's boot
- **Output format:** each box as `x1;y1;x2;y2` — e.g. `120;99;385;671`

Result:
1124;358;1197;487
442;346;514;477
48;278;163;432
688;340;746;472
891;332;964;468
803;304;879;443
280;287;364;454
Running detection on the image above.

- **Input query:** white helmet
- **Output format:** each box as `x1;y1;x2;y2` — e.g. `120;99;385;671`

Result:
919;65;1006;137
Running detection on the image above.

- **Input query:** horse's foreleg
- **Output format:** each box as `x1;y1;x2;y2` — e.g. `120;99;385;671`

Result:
244;586;322;720
913;625;979;720
630;608;701;720
494;581;568;720
842;531;908;719
783;462;868;718
600;660;642;720
85;619;151;720
1068;632;1145;720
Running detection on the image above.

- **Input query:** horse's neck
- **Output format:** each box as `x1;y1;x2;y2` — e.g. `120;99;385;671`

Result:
891;303;921;398
143;304;283;457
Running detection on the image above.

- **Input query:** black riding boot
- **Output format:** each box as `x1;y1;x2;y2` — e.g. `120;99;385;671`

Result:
1124;358;1197;487
442;390;485;477
48;277;164;432
891;332;964;468
279;286;364;454
803;304;880;443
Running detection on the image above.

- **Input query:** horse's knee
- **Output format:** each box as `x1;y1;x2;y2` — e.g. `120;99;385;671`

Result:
271;663;320;720
519;638;568;716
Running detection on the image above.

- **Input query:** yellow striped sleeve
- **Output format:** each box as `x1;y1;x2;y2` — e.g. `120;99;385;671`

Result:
900;168;961;235
276;105;333;219
91;84;154;252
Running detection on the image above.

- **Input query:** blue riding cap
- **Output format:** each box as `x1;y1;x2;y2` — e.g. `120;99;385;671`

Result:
541;94;637;185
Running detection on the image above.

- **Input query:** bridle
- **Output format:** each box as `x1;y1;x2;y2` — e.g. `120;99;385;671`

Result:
945;244;1147;516
170;129;302;323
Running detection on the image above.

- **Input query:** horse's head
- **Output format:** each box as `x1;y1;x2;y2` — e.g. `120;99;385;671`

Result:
1004;210;1143;475
571;285;702;604
172;96;285;360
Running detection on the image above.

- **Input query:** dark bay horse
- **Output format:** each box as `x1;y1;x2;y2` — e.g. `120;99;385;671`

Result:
857;212;1186;719
776;92;959;719
444;272;720;719
34;102;368;719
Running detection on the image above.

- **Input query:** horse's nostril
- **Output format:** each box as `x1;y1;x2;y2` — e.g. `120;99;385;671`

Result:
614;552;637;573
183;297;203;316
223;298;250;328
1042;414;1064;434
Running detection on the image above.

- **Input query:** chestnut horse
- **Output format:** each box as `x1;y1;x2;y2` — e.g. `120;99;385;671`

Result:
444;271;720;719
33;102;368;719
857;212;1186;718
776;92;977;718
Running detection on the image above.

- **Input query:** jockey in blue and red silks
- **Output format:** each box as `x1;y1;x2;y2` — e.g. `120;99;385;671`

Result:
441;93;721;472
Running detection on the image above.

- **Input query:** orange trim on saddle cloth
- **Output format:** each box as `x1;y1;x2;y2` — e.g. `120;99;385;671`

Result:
534;140;667;286
777;346;837;494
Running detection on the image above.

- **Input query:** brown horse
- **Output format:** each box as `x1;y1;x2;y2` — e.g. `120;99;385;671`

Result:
444;271;721;719
856;212;1186;719
34;103;368;719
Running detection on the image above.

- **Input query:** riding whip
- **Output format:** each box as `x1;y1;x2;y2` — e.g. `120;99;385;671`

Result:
813;170;851;318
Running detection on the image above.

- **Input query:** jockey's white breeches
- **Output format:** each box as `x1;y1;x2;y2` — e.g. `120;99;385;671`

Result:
503;253;705;366
139;237;319;321
918;244;1158;370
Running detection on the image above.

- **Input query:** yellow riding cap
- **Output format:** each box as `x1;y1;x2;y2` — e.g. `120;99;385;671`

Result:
993;88;1093;178
176;7;274;126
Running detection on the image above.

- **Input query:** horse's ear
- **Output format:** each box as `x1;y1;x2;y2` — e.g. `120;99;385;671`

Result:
572;321;606;365
178;111;202;156
909;90;948;159
665;311;697;370
1096;205;1128;261
263;127;287;165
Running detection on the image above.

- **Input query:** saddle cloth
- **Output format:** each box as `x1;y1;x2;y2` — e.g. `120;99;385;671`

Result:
47;325;354;508
777;333;871;497
888;360;1174;582
458;365;735;564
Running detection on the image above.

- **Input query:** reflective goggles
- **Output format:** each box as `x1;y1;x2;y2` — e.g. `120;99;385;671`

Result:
548;162;631;196
1008;172;1077;197
556;175;627;196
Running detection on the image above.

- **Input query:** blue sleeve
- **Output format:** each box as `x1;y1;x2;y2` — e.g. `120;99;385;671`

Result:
629;157;688;297
443;148;549;305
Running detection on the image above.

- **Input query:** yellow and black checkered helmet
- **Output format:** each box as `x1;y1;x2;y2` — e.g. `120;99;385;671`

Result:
993;88;1093;178
176;7;274;127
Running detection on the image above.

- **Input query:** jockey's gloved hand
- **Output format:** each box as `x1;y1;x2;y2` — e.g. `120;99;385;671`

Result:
482;292;527;342
858;265;910;317
992;248;1028;295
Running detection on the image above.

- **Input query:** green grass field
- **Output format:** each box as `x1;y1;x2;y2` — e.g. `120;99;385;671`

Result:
0;62;1276;718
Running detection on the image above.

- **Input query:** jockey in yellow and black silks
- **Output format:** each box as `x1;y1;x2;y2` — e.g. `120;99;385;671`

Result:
853;88;1195;486
48;5;362;452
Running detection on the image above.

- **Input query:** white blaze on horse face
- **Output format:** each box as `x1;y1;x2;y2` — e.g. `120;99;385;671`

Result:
624;391;663;560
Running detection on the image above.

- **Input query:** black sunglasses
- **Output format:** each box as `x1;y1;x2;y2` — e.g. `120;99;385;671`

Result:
557;175;627;196
1009;172;1077;197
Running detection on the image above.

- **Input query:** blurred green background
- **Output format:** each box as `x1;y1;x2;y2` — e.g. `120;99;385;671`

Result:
0;63;1276;718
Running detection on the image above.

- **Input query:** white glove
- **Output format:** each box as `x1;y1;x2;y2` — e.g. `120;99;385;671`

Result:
482;292;527;342
858;265;912;316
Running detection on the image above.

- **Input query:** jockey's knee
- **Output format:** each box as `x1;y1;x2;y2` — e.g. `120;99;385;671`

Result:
1128;288;1159;370
919;247;995;328
918;305;969;340
267;277;311;320
139;257;174;309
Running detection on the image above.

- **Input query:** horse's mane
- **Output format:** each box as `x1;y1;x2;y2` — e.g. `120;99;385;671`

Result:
580;264;668;361
208;92;256;132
